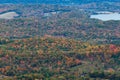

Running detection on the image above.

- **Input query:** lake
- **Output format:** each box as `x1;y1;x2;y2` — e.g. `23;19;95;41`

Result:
90;12;120;21
0;12;19;19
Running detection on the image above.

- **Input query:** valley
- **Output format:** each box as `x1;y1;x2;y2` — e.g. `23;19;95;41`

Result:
0;1;120;80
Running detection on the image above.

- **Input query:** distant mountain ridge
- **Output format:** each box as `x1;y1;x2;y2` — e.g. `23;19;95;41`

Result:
0;0;119;4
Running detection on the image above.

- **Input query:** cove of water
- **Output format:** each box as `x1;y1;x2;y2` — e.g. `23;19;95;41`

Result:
0;11;19;19
90;12;120;21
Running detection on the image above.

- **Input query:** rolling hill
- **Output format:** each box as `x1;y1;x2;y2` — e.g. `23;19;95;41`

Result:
0;36;120;79
0;1;120;80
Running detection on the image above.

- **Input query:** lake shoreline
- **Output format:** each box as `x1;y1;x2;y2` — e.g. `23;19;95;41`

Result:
0;11;19;19
90;11;120;21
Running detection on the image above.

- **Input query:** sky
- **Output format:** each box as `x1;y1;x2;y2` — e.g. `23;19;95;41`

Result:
0;0;119;4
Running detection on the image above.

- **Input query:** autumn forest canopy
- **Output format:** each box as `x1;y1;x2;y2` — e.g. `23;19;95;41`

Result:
0;0;120;80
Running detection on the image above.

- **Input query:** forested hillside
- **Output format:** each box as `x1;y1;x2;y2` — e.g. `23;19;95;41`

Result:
0;2;120;80
0;4;120;44
0;36;120;79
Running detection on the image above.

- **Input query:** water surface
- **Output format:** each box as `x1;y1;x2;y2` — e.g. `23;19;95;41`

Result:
90;13;120;21
0;12;19;19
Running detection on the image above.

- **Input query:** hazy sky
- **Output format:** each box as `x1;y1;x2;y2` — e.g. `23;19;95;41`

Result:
0;0;119;4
